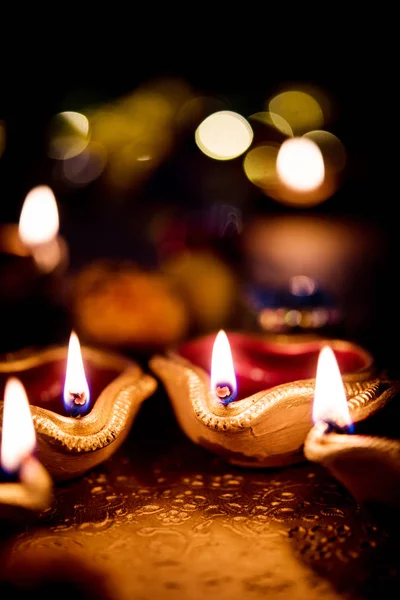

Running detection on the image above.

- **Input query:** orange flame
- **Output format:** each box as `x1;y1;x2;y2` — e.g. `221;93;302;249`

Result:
1;378;36;473
19;185;59;246
63;331;90;415
210;330;237;403
313;346;352;428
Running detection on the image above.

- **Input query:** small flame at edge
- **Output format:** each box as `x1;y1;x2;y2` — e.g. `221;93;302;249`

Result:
1;377;36;473
313;346;352;428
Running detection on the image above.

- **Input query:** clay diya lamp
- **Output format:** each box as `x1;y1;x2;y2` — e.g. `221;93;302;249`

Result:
0;332;157;482
304;346;400;513
0;185;70;353
0;378;53;522
150;331;398;468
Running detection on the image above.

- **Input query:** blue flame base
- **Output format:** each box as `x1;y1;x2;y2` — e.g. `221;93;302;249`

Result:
214;382;237;405
67;403;89;418
324;420;354;435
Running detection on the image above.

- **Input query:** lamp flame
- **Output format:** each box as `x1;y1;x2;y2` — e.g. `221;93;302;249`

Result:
19;185;59;247
210;330;237;404
313;346;353;430
63;331;90;416
1;377;36;474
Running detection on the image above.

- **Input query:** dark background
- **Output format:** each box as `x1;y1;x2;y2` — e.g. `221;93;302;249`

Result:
0;26;398;370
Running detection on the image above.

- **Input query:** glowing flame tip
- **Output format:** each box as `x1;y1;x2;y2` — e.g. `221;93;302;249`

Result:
313;346;352;429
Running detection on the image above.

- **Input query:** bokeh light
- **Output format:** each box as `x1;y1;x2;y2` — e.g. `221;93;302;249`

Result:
303;130;346;174
177;96;228;132
289;275;316;296
31;238;64;274
60;142;107;187
276;137;325;192
195;111;253;160
243;144;279;190
268;89;324;134
243;136;337;208
249;111;293;137
47;111;90;160
86;77;193;191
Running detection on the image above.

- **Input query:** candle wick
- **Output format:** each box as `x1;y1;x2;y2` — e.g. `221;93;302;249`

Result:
66;389;88;417
214;382;237;405
69;405;82;419
69;391;87;406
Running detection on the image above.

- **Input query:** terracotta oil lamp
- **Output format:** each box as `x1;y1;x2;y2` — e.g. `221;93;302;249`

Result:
0;185;69;353
304;346;400;512
0;332;157;481
150;331;398;468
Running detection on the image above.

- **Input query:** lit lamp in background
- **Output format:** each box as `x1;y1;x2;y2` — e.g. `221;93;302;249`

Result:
19;185;67;275
150;328;392;468
304;347;400;513
0;185;68;274
0;377;53;521
240;213;385;338
241;136;343;336
0;330;157;481
0;185;70;353
241;114;384;339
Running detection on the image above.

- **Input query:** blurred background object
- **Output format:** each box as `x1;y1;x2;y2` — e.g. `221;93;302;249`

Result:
240;213;385;344
0;37;396;372
0;184;70;353
71;259;190;350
